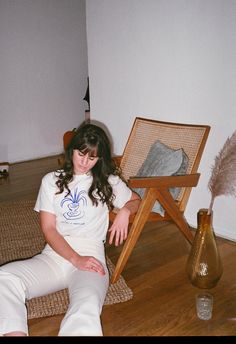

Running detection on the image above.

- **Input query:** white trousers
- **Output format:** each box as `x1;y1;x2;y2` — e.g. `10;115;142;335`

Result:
0;237;109;336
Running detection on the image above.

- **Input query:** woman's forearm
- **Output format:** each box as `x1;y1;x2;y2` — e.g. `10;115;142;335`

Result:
43;228;79;264
122;198;141;215
41;222;105;274
40;211;79;265
122;191;141;215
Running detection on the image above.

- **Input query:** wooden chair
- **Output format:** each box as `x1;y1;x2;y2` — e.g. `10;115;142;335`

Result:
109;117;210;283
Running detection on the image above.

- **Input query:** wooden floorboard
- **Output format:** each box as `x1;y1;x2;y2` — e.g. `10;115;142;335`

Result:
1;155;236;336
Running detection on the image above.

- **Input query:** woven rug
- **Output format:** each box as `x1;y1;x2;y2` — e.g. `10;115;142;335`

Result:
0;200;133;319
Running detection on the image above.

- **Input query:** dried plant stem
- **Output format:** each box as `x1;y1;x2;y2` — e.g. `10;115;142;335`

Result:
208;130;236;214
207;199;214;215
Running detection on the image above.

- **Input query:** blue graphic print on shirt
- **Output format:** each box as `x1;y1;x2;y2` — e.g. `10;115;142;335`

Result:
61;188;87;221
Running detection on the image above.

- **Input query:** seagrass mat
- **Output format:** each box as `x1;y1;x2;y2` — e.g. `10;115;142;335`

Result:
0;200;133;319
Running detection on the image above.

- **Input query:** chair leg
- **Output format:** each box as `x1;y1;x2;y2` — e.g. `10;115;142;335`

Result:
111;189;157;284
111;187;194;283
155;188;194;244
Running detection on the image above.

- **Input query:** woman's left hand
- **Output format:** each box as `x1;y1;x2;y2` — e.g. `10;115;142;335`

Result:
108;207;130;246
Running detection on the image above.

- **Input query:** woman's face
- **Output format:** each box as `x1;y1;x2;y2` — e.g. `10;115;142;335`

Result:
72;149;99;175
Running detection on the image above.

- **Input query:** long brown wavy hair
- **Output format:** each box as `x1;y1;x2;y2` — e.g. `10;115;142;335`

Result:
55;122;122;210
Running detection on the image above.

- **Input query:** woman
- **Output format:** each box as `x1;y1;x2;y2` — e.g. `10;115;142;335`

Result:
0;121;140;336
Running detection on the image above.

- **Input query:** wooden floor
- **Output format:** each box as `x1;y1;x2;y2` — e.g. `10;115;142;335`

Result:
1;155;236;336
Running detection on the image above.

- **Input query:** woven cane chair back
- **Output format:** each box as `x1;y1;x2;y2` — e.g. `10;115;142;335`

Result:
120;117;210;212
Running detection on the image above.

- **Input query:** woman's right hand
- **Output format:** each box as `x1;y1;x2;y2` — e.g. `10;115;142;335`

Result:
71;255;105;276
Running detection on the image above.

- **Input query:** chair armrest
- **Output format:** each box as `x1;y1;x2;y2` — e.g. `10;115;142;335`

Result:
128;173;200;188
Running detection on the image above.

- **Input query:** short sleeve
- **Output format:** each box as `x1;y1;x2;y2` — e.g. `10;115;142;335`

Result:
34;172;57;214
108;175;132;209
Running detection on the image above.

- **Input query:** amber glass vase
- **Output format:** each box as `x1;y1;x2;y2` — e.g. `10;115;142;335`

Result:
186;208;223;289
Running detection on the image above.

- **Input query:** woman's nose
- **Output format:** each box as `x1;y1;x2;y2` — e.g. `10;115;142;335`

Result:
81;155;89;166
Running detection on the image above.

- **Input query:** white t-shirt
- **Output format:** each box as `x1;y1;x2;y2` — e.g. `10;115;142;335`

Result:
34;172;132;242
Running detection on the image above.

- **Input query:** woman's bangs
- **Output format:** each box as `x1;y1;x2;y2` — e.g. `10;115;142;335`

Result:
79;143;99;157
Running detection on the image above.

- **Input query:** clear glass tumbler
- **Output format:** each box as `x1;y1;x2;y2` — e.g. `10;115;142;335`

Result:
195;293;213;320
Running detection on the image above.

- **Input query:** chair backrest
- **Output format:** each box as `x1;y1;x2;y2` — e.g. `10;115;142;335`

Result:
120;117;210;212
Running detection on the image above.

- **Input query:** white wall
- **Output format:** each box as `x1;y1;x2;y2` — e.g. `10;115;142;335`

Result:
0;0;88;163
86;0;236;240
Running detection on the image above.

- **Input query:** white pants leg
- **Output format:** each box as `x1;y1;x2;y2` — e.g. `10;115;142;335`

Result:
0;271;28;335
0;253;67;335
59;264;109;336
0;239;109;336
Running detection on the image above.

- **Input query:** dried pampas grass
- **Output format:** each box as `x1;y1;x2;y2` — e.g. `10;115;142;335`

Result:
208;130;236;214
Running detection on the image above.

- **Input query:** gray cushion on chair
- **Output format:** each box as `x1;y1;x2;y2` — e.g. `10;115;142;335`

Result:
133;140;189;215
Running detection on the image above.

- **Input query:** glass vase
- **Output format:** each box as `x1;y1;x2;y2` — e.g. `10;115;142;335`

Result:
186;208;223;289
